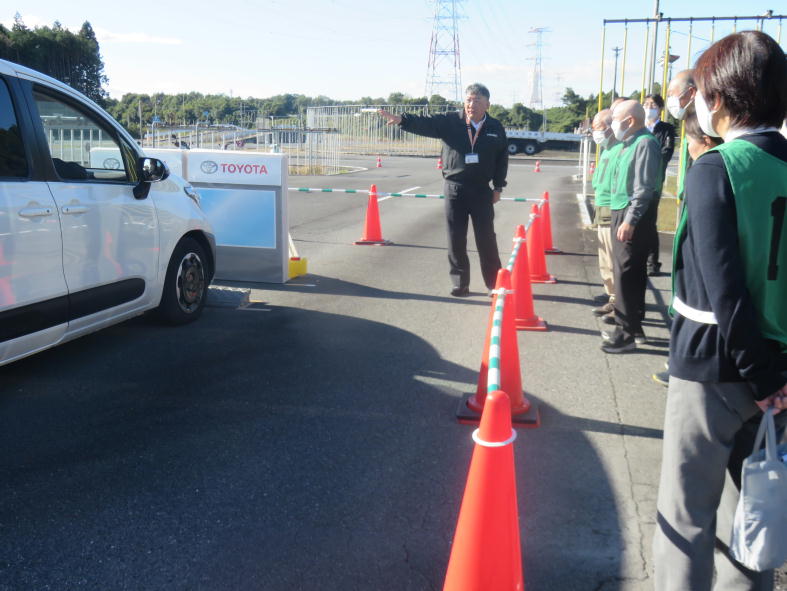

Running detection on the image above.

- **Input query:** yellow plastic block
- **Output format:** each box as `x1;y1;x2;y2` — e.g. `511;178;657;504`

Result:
288;257;308;279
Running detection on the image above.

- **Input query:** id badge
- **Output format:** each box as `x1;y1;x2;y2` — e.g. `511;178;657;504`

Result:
465;153;479;164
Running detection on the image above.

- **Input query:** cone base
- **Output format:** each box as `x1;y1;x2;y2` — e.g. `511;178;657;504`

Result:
530;275;557;284
353;239;393;245
516;316;547;331
545;248;562;254
456;393;541;428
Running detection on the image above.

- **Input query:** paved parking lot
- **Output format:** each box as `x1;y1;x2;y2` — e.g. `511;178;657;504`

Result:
1;155;783;590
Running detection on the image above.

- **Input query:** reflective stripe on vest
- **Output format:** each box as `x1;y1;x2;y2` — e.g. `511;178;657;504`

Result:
672;295;718;325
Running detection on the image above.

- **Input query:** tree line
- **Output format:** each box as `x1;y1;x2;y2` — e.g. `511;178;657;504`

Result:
3;16;651;137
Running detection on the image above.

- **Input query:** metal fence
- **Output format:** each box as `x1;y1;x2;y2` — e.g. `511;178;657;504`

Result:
306;104;455;157
138;104;456;175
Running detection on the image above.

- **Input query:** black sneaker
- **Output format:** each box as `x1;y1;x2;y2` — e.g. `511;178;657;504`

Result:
652;370;669;387
592;302;614;316
450;286;470;297
601;330;636;353
602;312;617;325
647;265;663;277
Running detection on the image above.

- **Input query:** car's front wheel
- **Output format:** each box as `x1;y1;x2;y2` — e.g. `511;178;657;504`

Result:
158;237;209;324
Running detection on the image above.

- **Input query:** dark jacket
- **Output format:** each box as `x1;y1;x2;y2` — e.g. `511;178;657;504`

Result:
399;110;508;190
651;120;676;176
669;132;787;399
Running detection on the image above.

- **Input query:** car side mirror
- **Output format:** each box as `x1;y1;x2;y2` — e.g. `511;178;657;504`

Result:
138;157;170;182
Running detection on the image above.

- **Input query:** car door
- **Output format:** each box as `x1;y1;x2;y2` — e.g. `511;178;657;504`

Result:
30;86;160;332
0;75;68;365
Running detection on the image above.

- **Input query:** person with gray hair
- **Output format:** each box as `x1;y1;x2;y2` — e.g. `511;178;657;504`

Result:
378;84;508;297
600;99;663;352
590;108;621;318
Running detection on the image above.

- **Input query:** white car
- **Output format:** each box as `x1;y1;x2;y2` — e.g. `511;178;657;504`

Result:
0;59;216;367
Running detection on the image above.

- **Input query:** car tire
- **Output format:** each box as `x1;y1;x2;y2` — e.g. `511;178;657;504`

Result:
507;142;519;155
158;237;209;325
523;143;538;155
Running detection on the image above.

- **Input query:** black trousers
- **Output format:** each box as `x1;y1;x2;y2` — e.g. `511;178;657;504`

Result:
611;203;657;338
645;193;662;271
444;181;501;290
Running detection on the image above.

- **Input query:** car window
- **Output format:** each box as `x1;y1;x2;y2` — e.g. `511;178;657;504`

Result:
32;89;133;183
0;78;29;178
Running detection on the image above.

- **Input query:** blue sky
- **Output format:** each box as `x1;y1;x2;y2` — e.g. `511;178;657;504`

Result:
5;1;785;106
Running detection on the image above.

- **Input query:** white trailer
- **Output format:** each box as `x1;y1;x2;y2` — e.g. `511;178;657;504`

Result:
504;129;584;155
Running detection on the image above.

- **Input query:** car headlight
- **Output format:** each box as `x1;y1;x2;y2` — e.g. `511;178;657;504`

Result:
184;185;201;207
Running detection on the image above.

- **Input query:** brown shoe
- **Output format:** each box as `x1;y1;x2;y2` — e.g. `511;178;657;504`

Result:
592;302;614;316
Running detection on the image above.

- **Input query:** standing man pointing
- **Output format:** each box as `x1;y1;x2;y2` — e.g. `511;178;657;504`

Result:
378;84;508;297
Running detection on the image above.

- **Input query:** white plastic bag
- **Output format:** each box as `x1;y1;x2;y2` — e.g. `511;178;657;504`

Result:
730;408;787;571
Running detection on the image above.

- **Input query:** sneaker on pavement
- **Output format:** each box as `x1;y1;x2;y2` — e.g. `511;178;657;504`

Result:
601;330;636;353
450;286;470;297
602;312;617;325
634;331;647;345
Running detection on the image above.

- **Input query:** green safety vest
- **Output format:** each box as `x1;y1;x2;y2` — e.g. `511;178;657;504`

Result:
609;131;663;211
592;142;623;208
676;137;691;200
672;139;787;348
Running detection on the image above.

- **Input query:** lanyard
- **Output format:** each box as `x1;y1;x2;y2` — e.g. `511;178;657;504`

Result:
466;115;485;153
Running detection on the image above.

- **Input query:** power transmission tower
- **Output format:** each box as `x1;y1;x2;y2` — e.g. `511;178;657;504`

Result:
425;0;465;103
526;27;551;131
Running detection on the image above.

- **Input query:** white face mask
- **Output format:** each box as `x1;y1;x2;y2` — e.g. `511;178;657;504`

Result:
592;129;610;147
695;91;721;138
667;94;692;120
645;108;660;122
611;118;629;142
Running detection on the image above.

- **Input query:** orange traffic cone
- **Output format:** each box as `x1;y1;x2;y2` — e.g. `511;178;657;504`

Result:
533;160;541;173
511;226;547;331
457;269;538;427
354;184;392;245
376;155;382;168
444;390;525;591
540;191;561;254
589;160;596;176
437;158;443;170
527;205;556;283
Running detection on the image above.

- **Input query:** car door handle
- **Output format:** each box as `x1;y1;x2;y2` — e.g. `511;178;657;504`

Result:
61;205;90;215
18;207;54;218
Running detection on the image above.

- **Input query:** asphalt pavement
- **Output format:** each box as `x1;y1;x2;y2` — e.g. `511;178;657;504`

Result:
1;154;782;590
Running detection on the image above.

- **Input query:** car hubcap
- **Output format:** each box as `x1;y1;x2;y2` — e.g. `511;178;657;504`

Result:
176;252;205;313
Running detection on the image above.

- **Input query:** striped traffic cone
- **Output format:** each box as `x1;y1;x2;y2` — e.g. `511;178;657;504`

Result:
511;225;546;331
527;205;556;283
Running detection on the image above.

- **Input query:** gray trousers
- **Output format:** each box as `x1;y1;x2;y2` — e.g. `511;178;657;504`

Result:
653;376;785;591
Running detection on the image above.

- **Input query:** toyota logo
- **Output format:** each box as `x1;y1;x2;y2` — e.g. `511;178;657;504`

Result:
200;160;218;174
103;157;121;169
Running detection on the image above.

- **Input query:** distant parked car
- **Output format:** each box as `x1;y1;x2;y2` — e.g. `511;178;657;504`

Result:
0;58;216;367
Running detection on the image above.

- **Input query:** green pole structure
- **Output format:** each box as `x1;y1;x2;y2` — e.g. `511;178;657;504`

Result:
620;23;629;99
641;23;651;102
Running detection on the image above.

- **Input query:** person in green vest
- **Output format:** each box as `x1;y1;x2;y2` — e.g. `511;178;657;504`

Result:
653;31;787;591
590;108;623;320
600;99;663;353
666;69;698;203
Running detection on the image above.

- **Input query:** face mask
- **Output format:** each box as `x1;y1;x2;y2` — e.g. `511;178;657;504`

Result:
611;118;628;142
695;91;721;138
645;108;660;122
592;129;610;147
667;94;692;120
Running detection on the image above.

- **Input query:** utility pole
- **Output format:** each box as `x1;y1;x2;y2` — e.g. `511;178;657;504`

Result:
425;0;465;103
611;46;622;100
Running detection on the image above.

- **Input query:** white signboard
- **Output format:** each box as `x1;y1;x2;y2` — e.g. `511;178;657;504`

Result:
144;148;185;178
185;150;283;186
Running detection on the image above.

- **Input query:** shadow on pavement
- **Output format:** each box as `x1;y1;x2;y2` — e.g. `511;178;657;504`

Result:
0;305;626;591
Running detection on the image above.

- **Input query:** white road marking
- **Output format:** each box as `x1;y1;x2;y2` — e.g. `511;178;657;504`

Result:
379;186;421;202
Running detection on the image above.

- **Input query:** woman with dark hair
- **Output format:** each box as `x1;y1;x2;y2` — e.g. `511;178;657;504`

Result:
653;31;787;591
